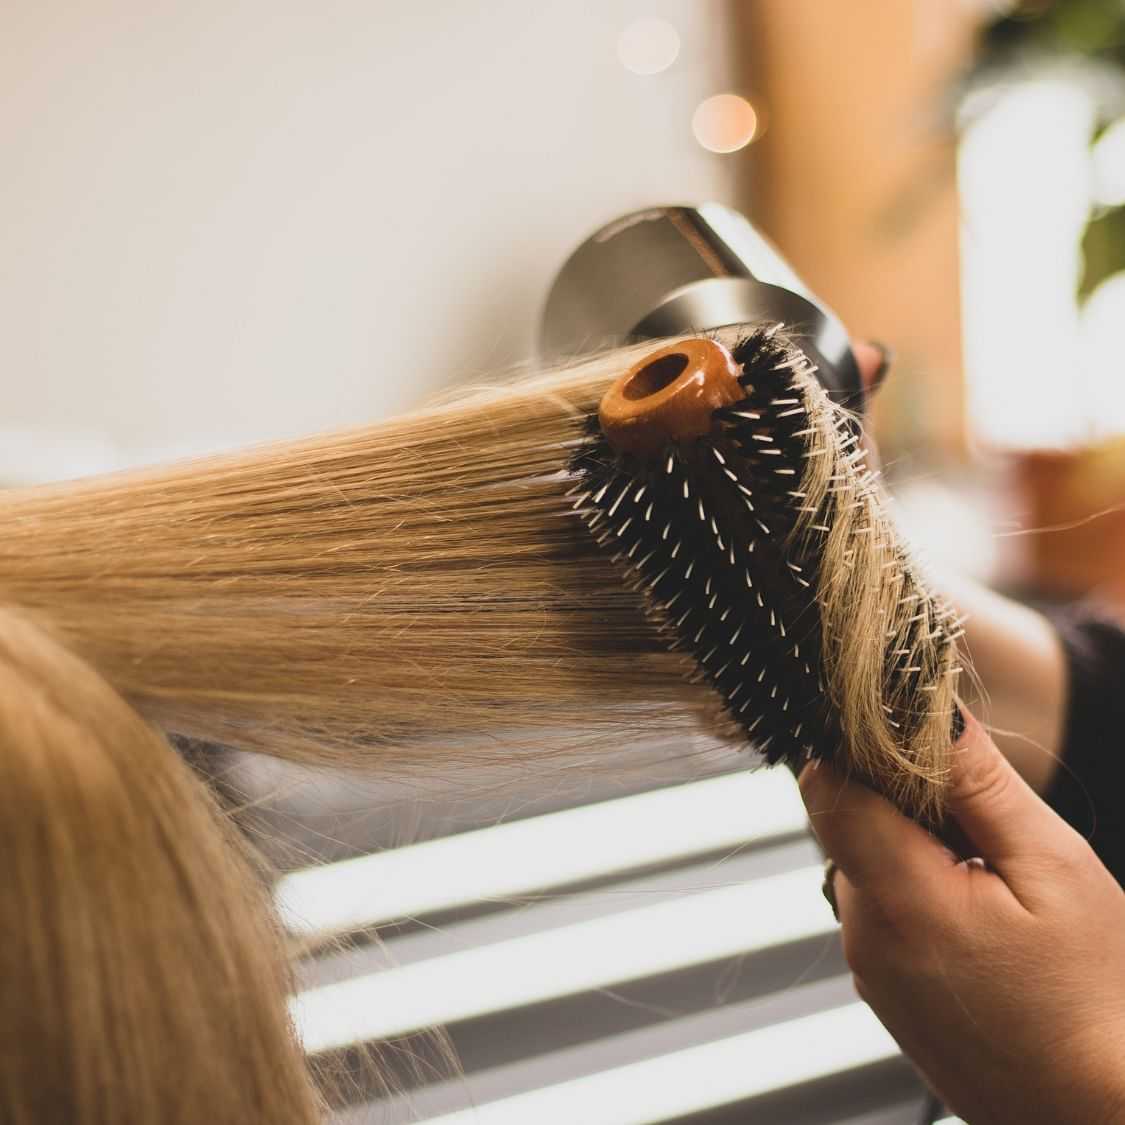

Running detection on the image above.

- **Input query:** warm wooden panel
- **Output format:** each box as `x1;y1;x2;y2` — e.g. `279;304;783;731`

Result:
731;0;979;459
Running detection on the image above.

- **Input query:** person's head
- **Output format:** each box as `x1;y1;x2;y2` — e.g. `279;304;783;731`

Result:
0;607;322;1124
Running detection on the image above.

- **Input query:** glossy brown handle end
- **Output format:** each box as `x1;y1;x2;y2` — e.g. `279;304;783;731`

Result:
598;339;744;457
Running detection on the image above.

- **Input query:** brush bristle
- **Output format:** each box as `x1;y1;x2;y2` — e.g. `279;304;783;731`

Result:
569;328;962;823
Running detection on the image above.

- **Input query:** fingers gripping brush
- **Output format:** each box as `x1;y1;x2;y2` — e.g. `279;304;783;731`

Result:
569;330;965;826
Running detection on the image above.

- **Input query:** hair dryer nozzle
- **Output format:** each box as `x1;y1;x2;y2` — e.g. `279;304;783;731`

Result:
539;203;862;407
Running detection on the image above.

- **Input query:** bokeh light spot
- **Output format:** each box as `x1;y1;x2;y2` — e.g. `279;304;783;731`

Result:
617;17;680;76
692;94;759;154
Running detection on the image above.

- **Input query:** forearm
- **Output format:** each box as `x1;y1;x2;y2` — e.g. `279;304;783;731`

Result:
939;570;1068;794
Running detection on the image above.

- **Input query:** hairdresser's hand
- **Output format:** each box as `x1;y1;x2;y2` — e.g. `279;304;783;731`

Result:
800;714;1125;1125
850;340;892;472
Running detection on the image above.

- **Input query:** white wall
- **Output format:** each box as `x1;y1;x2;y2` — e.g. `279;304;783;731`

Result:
1;0;738;481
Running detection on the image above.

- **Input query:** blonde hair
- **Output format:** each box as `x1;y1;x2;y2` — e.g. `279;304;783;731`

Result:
0;335;958;1118
0;344;721;773
790;364;960;821
0;607;323;1124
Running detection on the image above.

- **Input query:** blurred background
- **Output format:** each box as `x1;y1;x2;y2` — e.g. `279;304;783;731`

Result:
6;1;1125;1122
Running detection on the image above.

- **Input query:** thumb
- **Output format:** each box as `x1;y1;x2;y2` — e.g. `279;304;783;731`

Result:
946;708;1076;886
852;340;893;398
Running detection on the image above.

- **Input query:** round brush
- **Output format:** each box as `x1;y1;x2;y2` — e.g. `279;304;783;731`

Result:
569;330;964;825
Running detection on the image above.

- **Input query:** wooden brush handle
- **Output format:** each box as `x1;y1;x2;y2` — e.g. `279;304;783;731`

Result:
598;339;744;456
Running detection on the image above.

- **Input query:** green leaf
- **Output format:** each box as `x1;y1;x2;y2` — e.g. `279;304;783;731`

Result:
1080;203;1125;299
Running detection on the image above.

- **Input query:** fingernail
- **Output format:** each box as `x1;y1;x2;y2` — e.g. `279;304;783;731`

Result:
821;859;841;922
950;704;967;744
869;341;895;391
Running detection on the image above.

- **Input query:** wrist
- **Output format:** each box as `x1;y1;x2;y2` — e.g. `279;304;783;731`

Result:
1067;1030;1125;1125
943;576;1067;793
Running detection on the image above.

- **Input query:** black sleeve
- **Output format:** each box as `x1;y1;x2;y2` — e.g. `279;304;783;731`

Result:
1044;610;1125;886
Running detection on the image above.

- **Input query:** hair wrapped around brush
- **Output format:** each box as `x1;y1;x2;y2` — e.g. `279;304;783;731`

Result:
0;326;964;1120
570;328;963;825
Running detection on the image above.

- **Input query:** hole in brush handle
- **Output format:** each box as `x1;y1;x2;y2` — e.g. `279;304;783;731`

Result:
620;352;690;400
